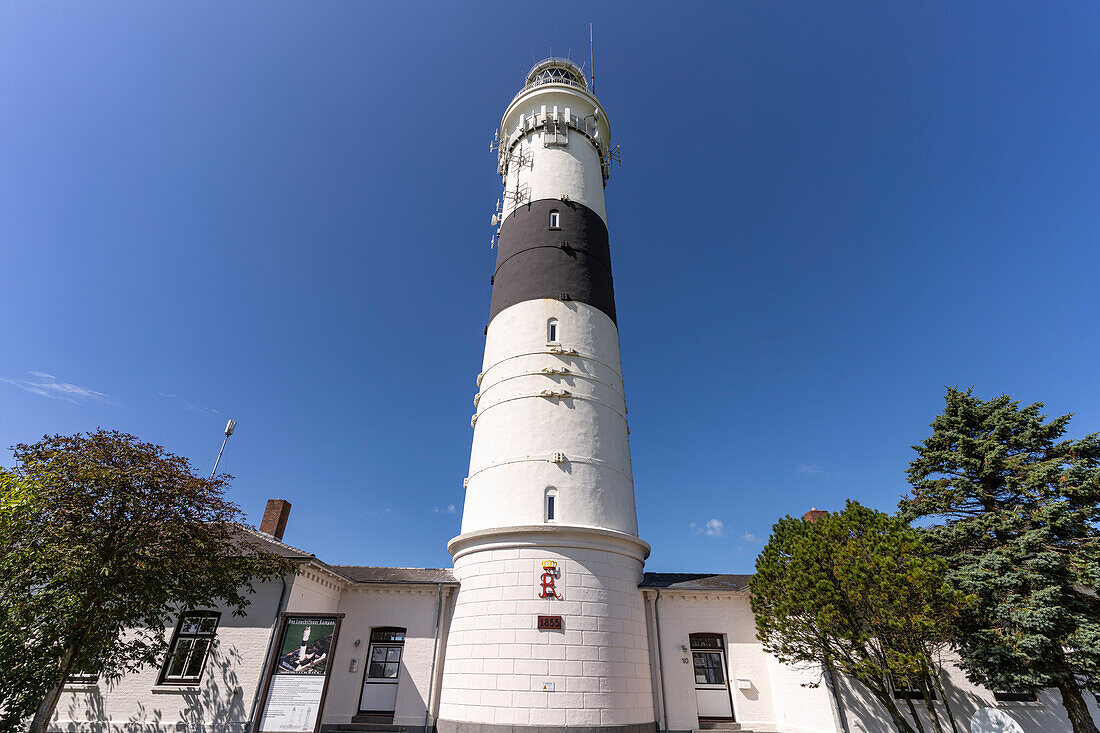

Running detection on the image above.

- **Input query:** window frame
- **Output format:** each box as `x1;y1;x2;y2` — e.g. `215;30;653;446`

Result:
157;611;221;685
891;675;937;700
547;318;559;344
688;634;728;688
365;626;406;681
993;690;1038;703
548;210;561;230
545;488;558;522
64;669;99;686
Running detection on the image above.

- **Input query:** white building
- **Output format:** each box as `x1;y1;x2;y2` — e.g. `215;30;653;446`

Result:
50;60;1100;733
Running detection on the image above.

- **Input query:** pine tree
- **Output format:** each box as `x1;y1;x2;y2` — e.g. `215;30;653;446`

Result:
751;501;965;733
902;388;1100;733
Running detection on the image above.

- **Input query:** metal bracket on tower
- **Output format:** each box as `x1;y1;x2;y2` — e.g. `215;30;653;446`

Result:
539;389;572;403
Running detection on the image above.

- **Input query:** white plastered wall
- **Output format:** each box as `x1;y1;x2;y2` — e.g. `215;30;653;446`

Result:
285;564;344;614
437;545;653;728
464;299;637;537
321;584;453;729
48;578;287;733
644;591;839;733
47;566;351;733
832;653;1100;733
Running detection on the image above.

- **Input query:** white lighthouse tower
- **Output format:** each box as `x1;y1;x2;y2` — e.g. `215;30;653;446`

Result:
437;59;655;732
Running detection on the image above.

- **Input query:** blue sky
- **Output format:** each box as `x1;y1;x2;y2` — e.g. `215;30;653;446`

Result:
2;2;1098;573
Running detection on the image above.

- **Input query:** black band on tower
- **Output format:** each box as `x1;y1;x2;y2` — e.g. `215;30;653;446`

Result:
489;199;616;324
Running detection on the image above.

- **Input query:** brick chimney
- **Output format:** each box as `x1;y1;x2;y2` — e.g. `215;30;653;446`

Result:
802;506;829;523
260;499;292;541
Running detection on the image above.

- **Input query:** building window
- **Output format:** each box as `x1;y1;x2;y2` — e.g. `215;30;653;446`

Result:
367;627;406;679
548;210;560;229
547;318;558;344
545;488;557;522
158;611;220;684
65;669;99;685
689;634;726;685
994;690;1038;703
891;675;937;700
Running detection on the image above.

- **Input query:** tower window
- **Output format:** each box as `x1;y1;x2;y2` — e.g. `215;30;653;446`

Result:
545;488;557;522
547;318;558;344
548;210;560;229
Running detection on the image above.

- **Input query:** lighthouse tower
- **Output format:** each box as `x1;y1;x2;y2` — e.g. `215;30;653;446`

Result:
437;60;655;732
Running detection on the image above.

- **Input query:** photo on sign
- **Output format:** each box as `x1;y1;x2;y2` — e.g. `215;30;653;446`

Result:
276;619;336;675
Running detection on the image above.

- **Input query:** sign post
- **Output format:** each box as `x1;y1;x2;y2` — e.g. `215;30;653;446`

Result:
256;613;344;733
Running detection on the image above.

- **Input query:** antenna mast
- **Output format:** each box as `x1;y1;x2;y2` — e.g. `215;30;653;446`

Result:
589;23;596;93
210;418;237;479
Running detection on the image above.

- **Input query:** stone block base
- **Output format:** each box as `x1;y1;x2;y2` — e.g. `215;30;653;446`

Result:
437;722;657;733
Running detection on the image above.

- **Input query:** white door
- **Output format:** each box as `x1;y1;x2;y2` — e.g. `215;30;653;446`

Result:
359;628;405;714
691;634;733;720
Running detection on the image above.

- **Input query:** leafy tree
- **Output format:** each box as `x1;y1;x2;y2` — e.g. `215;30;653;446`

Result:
751;501;967;733
902;388;1100;733
0;430;296;733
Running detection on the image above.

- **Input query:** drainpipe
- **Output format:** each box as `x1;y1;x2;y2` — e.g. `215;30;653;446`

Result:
248;575;290;732
654;589;670;733
423;583;445;733
823;660;851;733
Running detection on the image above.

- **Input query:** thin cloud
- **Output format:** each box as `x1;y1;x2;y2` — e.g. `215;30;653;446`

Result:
434;504;457;514
1;373;108;404
690;518;725;537
742;532;764;543
796;463;835;478
155;393;222;415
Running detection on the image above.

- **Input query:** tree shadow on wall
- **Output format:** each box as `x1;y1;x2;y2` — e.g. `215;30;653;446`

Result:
59;684;110;732
104;644;247;732
173;645;247;731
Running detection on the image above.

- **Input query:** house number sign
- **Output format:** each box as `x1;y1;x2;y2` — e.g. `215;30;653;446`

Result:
538;560;561;599
537;615;563;630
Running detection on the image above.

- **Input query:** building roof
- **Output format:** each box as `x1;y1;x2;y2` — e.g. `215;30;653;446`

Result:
639;573;752;592
233;524;315;561
332;566;457;585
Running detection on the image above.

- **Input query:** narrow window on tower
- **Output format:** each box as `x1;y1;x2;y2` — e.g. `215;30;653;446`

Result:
545;488;557;522
548;210;560;229
547;318;558;344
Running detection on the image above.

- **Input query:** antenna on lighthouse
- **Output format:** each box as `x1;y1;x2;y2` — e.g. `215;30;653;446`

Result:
589;23;596;93
210;418;237;479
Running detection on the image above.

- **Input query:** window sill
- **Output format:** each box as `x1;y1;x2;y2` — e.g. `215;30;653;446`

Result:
996;701;1043;708
62;684;98;692
151;684;201;694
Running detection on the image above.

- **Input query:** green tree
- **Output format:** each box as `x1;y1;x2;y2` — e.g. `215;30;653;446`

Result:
0;430;296;733
902;388;1100;733
751;501;966;733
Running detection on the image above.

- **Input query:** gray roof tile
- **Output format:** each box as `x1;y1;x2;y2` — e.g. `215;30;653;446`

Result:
333;566;457;585
639;573;752;591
